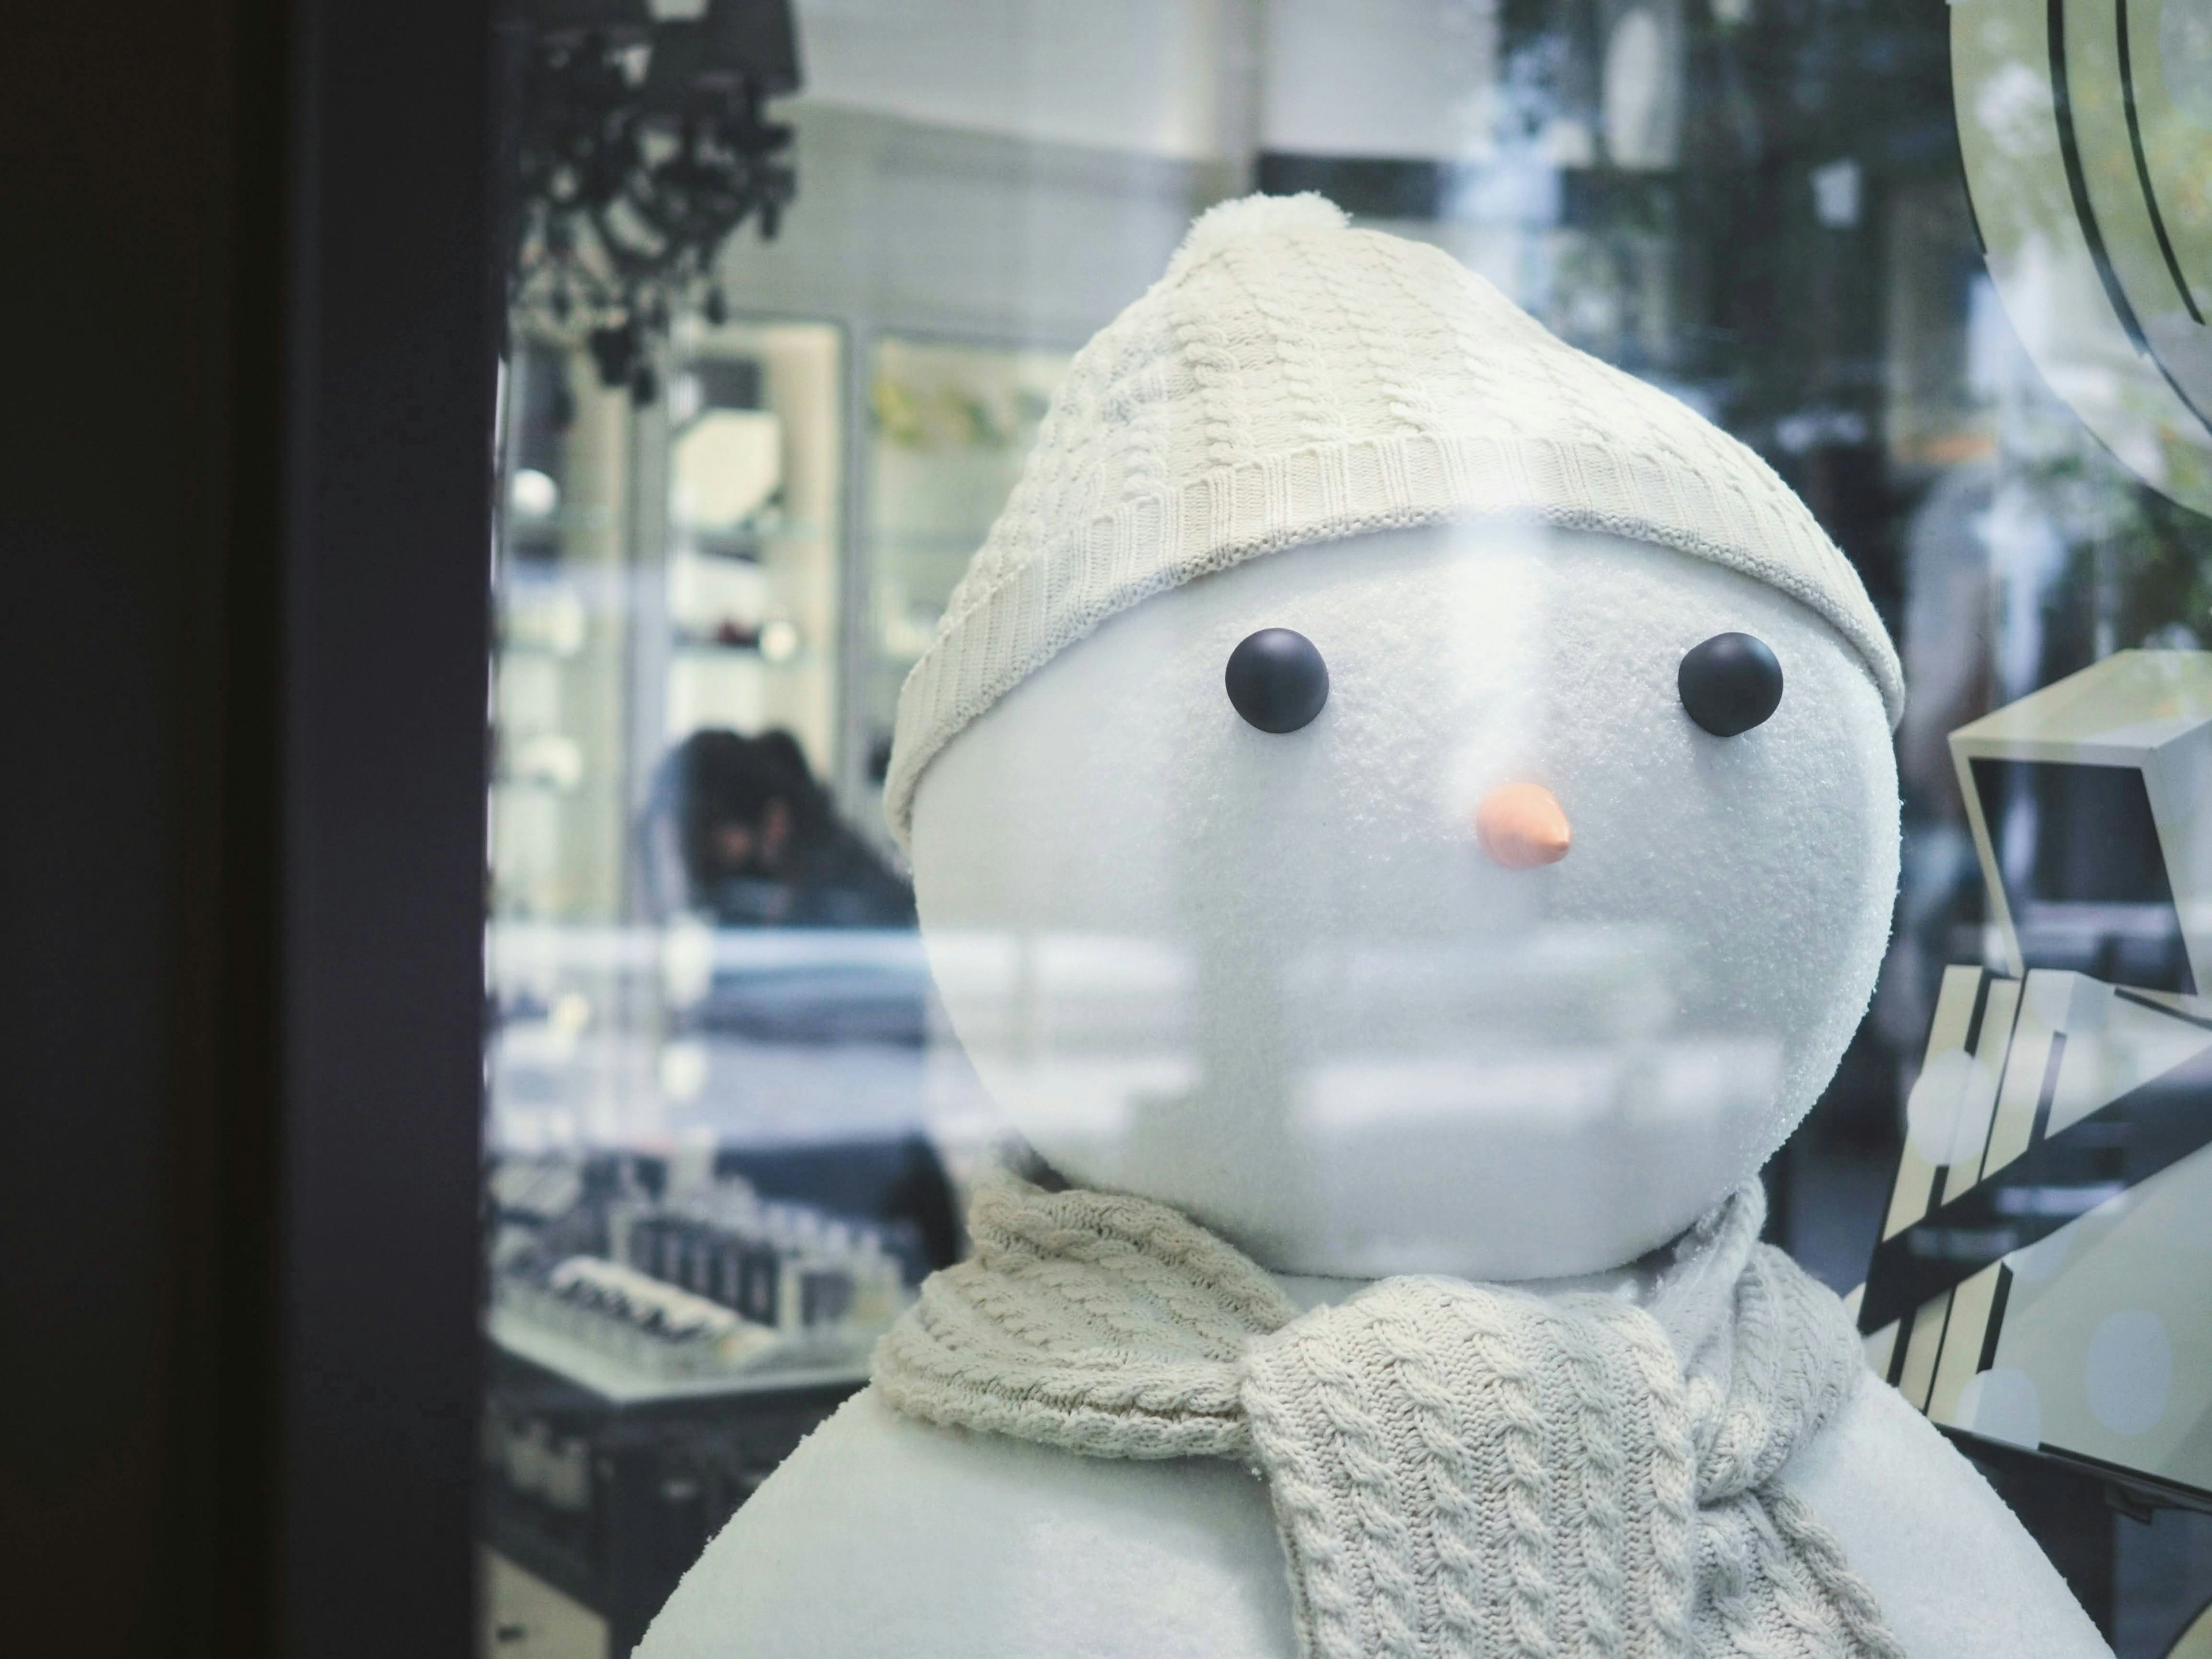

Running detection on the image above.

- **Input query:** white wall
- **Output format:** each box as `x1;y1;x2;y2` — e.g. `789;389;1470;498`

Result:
718;107;1229;344
793;0;1259;160
791;0;1506;165
1260;0;1499;158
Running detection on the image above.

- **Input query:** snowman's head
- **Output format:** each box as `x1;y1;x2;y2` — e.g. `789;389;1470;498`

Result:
909;522;1896;1280
885;196;1903;1281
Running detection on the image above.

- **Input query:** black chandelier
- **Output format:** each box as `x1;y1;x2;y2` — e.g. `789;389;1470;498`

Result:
507;0;800;403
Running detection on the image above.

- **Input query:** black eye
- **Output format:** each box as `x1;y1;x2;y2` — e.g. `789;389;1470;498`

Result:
1679;632;1783;736
1225;628;1329;733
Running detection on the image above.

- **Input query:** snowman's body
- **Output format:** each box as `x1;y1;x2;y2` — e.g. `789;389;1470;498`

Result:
638;1328;2099;1659
635;527;2112;1659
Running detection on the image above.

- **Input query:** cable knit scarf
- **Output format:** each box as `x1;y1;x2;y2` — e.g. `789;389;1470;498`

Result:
872;1174;1903;1659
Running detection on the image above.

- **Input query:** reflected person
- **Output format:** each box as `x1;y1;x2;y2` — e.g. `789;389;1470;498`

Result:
663;728;914;927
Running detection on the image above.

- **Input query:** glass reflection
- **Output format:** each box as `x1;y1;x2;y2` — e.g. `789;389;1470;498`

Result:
476;2;2212;1652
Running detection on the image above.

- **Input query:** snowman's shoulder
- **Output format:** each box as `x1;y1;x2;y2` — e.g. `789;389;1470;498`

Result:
1777;1378;2112;1659
633;1385;1297;1659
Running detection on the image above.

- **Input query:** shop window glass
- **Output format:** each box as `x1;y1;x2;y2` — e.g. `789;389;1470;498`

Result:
479;3;2212;1654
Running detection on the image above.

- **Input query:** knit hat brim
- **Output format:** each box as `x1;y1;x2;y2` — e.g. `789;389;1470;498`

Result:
885;432;1904;847
883;196;1904;850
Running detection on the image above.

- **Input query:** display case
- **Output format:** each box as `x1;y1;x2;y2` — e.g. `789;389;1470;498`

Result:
856;336;1071;837
481;313;925;1653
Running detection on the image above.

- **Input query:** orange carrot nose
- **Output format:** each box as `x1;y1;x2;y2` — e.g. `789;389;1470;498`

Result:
1475;782;1572;869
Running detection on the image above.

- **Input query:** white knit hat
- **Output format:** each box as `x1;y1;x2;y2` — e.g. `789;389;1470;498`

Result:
884;192;1904;847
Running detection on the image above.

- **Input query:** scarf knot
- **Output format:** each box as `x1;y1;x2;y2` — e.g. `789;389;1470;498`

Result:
873;1175;1902;1659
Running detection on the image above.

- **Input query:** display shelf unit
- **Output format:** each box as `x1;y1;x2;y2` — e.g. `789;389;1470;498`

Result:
855;334;1072;836
661;321;844;783
483;1336;862;1658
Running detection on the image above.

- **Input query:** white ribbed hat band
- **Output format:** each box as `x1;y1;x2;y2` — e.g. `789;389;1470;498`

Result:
884;194;1903;849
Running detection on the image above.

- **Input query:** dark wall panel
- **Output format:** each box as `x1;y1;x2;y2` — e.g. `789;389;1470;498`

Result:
0;1;496;1655
274;0;497;1652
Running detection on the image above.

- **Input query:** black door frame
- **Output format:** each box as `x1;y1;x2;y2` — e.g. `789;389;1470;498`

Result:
267;0;499;1654
6;0;499;1653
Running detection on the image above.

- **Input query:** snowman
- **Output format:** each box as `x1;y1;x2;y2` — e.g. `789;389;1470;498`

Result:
637;196;2109;1659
